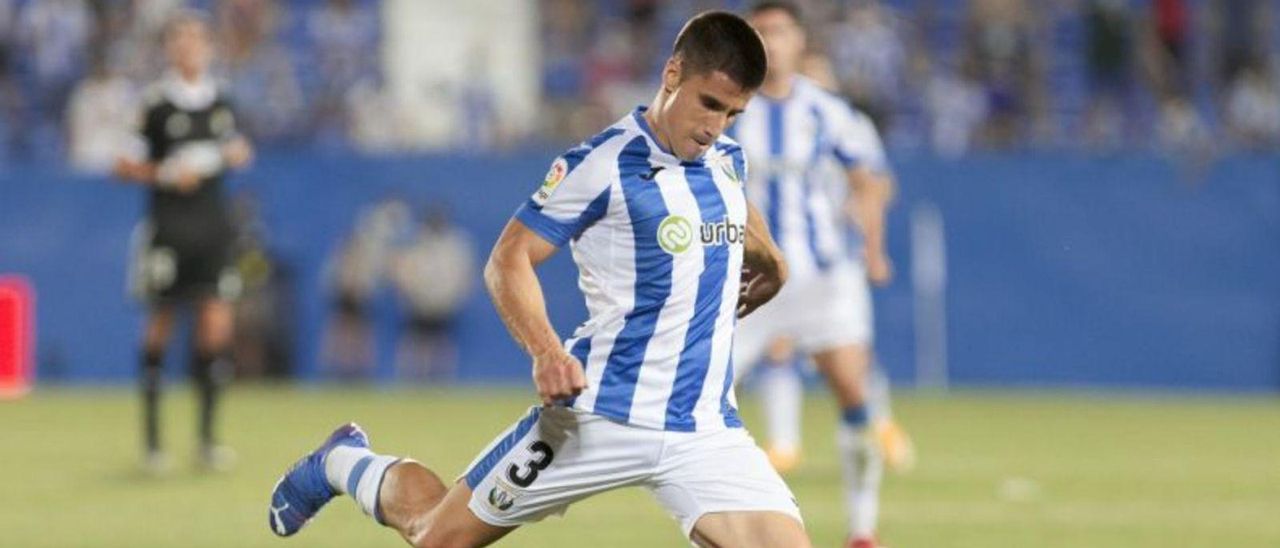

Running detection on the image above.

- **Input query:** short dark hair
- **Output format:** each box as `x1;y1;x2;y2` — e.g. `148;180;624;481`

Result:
671;11;767;90
749;1;802;23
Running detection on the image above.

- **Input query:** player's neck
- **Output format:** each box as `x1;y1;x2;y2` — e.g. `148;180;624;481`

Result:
642;100;676;156
174;67;205;84
760;73;795;101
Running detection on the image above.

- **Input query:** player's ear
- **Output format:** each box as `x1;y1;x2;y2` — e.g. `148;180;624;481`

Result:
662;56;682;93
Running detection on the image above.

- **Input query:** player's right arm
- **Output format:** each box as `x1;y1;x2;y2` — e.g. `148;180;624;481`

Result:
484;220;586;406
483;142;616;405
738;201;788;319
113;95;202;192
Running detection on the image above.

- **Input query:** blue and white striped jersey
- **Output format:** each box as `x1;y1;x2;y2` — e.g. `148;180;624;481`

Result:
730;76;888;281
514;107;750;432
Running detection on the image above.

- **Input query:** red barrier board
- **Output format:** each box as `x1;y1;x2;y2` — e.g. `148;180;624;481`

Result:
0;276;33;398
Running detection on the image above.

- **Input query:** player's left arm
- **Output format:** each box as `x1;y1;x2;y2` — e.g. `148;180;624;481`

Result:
739;201;788;319
833;107;895;286
218;98;254;170
846;166;894;286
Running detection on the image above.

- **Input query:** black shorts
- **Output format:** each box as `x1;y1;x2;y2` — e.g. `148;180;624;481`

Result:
407;314;453;337
134;234;240;305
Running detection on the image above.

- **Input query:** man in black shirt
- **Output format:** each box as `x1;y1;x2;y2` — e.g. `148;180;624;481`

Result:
114;11;253;473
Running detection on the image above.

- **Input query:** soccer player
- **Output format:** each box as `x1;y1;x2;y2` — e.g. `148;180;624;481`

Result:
113;11;253;472
268;11;809;547
729;3;909;547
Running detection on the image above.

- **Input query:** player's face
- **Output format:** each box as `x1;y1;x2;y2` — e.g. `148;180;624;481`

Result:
656;63;752;161
166;20;212;77
750;9;805;80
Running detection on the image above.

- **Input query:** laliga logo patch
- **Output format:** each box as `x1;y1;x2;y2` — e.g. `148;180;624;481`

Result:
487;482;517;512
658;215;694;255
532;158;569;206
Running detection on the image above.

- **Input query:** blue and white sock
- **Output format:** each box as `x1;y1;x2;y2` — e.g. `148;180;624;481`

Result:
324;445;400;523
838;404;882;539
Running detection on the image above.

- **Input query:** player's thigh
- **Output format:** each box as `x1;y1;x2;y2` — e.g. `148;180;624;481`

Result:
690;510;811;548
812;343;872;408
648;427;803;539
461;406;657;530
143;306;178;349
195;296;235;350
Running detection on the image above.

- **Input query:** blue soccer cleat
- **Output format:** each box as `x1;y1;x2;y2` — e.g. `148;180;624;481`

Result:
268;423;370;537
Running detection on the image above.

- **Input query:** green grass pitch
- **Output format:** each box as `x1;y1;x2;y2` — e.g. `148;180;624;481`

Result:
2;386;1277;547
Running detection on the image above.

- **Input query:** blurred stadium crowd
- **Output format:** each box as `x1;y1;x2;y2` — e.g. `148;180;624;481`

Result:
1;0;1278;170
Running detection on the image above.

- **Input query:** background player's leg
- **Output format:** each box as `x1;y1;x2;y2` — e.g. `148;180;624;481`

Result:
758;337;803;472
867;364;916;472
812;343;883;545
140;306;176;471
690;511;811;548
194;297;234;467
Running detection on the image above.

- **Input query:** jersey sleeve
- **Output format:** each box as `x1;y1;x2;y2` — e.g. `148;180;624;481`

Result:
829;104;890;175
139;99;166;162
212;92;243;141
513;145;615;247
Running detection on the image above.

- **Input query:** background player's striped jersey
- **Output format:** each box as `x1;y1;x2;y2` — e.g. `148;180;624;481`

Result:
730;76;889;281
514;108;750;432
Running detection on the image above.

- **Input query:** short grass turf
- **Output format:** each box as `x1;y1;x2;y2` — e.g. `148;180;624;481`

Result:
2;386;1278;547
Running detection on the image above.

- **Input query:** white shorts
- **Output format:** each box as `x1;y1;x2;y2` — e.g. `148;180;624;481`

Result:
461;406;802;538
733;262;873;379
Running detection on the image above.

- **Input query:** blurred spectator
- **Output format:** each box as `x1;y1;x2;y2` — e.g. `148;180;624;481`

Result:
1156;95;1213;159
1083;0;1135;147
345;76;406;153
963;0;1045;147
1144;0;1191;99
307;0;379;141
109;0;185;81
18;0;92;154
1209;0;1269;90
64;53;137;172
827;0;907;135
321;198;412;380
219;0;304;142
540;0;593;141
455;43;500;151
0;0;24;158
228;190;295;379
924;57;988;157
1223;66;1280;148
6;0;1278;162
389;206;476;382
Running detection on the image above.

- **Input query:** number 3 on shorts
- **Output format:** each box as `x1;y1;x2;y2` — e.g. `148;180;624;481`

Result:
506;441;554;488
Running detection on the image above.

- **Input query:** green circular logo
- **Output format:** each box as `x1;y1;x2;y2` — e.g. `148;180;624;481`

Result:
658;215;694;254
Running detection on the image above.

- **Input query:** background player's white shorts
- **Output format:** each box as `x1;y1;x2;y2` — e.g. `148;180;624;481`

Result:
733;262;873;379
461;406;802;538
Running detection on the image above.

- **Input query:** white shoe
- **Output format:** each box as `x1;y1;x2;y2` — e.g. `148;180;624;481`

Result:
142;451;173;476
198;445;238;472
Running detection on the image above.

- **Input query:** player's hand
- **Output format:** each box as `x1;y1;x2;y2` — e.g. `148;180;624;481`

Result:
113;157;151;183
866;251;893;287
737;265;784;319
173;165;202;194
531;348;587;406
222;137;253;169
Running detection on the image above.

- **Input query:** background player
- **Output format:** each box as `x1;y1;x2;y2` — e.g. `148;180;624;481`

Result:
267;11;809;547
730;3;908;547
113;11;253;473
